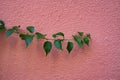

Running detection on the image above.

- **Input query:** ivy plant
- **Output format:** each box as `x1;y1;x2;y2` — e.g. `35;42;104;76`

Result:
0;20;91;56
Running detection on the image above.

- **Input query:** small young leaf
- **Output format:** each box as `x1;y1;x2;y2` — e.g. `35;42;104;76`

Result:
78;32;83;37
44;41;52;56
12;26;20;31
86;34;91;39
54;39;62;50
66;41;73;53
73;35;83;47
83;36;89;46
35;32;46;40
52;32;64;39
6;29;14;38
19;34;34;47
0;20;6;32
27;26;34;33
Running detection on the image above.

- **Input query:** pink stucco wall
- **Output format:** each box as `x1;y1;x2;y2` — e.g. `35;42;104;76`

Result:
0;0;120;80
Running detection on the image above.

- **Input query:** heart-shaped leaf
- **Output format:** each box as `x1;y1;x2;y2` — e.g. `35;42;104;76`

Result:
19;34;34;47
35;32;46;40
66;41;73;53
6;26;20;38
44;41;52;56
27;26;34;33
6;29;14;38
54;39;62;50
73;35;83;47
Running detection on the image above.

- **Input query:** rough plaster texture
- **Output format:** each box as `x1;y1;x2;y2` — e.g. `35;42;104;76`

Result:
0;0;120;80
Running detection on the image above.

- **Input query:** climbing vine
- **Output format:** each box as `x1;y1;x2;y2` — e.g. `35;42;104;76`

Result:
0;20;91;56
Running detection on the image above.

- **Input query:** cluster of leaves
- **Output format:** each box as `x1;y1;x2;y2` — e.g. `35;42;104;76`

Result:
0;20;91;56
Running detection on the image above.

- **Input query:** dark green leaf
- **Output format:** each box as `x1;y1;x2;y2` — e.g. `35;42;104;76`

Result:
0;20;5;26
73;35;83;47
27;26;34;33
78;32;84;37
66;41;73;53
35;32;46;40
0;20;6;32
52;32;64;39
86;34;91;39
12;26;20;31
54;39;62;50
6;29;14;38
83;36;89;46
19;34;34;47
19;34;26;40
0;25;6;32
44;41;52;56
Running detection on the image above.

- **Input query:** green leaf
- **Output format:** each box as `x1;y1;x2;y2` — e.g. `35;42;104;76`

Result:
35;32;46;40
25;35;34;47
73;35;83;47
0;20;5;26
83;36;89;46
0;20;6;32
43;41;52;56
27;26;34;33
86;34;91;39
19;34;34;47
52;32;64;39
78;32;84;37
0;25;6;32
66;41;73;53
6;29;14;38
12;26;20;31
54;39;62;50
19;34;26;40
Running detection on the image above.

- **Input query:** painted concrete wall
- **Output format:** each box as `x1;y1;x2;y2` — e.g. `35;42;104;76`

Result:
0;0;120;80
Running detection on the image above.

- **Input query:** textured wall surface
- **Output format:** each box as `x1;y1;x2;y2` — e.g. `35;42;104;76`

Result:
0;0;120;80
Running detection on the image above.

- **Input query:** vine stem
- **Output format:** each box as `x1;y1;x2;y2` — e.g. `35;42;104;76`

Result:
44;38;73;41
14;31;73;41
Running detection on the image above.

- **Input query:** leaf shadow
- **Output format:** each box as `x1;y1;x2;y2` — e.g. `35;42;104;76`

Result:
0;31;7;55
